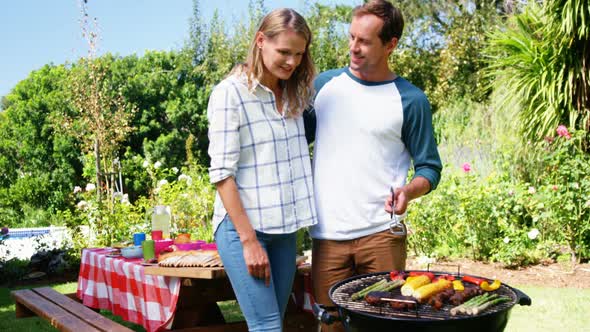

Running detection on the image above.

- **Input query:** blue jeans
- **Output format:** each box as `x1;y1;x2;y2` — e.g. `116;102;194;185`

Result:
215;215;297;332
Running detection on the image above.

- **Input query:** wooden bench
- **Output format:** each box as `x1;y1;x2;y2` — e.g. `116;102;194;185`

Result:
11;287;133;332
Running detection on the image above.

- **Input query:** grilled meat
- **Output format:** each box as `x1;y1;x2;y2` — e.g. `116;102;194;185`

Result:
365;291;394;305
428;289;455;310
389;300;416;311
449;286;483;306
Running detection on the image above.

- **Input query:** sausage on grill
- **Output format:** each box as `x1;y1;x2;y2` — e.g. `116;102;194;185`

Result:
449;286;483;306
364;291;394;305
428;289;455;310
389;300;416;311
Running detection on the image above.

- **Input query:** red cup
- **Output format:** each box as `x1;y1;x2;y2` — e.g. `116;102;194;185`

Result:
151;230;163;240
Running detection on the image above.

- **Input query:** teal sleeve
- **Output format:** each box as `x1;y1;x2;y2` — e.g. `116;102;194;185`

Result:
398;79;443;191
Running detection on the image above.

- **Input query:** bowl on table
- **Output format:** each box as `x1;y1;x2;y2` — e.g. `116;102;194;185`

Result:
154;239;174;254
120;245;143;259
175;241;201;251
201;243;218;250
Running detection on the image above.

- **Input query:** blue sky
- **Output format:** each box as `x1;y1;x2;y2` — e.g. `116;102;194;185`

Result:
0;0;357;101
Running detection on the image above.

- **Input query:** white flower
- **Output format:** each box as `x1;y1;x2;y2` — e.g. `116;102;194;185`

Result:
154;161;162;169
503;237;510;244
121;194;130;204
178;174;193;185
528;186;536;194
172;167;179;174
586;200;590;208
85;183;96;191
142;160;150;168
508;190;515;196
73;186;82;194
157;179;168;187
416;256;435;266
76;200;88;210
527;228;540;240
572;182;580;189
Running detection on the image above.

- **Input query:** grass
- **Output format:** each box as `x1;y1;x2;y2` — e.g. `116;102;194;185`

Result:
1;282;588;331
0;282;144;332
505;285;590;332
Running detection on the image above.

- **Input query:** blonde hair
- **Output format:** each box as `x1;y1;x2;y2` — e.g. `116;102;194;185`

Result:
235;8;315;118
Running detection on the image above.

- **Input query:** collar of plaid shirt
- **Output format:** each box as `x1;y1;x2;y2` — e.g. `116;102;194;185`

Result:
207;73;318;235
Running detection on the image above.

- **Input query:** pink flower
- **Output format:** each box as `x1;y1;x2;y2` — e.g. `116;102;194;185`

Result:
556;125;571;139
528;186;536;194
462;162;471;173
552;185;558;191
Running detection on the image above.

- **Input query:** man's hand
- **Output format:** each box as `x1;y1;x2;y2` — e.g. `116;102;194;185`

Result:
385;177;432;215
242;236;271;286
385;187;409;215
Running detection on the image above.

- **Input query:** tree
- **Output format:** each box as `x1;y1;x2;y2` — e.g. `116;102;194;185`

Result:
391;1;502;110
62;1;135;204
0;65;80;227
486;0;590;142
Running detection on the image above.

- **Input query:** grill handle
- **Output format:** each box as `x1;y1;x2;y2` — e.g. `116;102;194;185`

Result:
312;303;340;325
514;287;532;306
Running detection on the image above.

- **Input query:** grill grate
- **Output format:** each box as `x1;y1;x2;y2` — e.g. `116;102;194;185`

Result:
331;272;518;321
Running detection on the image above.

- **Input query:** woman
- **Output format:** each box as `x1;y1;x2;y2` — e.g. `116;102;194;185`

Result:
207;8;317;331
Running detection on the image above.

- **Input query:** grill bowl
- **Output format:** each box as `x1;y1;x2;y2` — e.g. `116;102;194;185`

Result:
326;270;531;332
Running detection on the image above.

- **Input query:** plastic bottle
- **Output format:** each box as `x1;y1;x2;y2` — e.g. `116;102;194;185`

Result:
151;205;171;239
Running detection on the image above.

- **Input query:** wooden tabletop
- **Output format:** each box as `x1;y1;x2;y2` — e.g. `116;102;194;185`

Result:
143;266;227;279
143;256;309;280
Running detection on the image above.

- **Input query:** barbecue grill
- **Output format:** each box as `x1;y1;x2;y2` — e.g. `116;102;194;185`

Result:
313;270;531;332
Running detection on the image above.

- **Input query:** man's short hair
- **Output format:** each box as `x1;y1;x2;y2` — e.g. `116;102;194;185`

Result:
353;0;404;44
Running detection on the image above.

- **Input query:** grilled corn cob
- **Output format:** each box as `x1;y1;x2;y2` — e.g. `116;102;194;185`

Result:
400;275;431;296
413;279;452;301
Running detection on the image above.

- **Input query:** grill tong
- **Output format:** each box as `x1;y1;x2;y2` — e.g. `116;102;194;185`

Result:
389;187;407;236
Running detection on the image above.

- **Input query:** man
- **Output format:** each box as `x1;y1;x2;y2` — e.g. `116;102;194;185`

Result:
304;1;442;330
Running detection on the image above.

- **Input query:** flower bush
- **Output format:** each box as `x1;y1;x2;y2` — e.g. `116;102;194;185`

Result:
536;127;590;262
69;160;216;247
72;181;148;247
153;165;215;241
408;125;590;265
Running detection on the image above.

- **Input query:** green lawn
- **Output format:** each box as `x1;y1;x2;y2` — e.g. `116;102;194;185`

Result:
505;285;590;332
1;282;588;331
0;282;144;332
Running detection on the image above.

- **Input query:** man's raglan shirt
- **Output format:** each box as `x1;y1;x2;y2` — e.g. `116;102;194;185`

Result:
305;67;442;240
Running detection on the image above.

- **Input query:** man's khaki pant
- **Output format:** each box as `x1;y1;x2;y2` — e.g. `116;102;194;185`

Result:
312;229;407;332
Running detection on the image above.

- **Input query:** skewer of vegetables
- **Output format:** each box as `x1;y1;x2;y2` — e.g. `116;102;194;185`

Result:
462;275;502;291
450;293;510;316
351;279;405;301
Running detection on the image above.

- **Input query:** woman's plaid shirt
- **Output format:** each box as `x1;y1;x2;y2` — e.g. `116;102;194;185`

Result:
207;73;318;234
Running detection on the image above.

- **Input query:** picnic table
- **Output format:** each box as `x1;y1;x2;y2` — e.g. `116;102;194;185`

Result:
76;248;315;331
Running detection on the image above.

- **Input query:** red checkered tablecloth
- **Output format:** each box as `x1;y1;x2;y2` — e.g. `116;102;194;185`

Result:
77;248;181;332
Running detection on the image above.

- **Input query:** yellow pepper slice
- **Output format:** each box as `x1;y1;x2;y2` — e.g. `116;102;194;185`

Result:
480;279;501;291
452;280;464;291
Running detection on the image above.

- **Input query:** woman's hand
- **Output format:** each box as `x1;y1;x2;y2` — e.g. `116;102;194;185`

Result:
215;178;271;285
241;236;271;286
